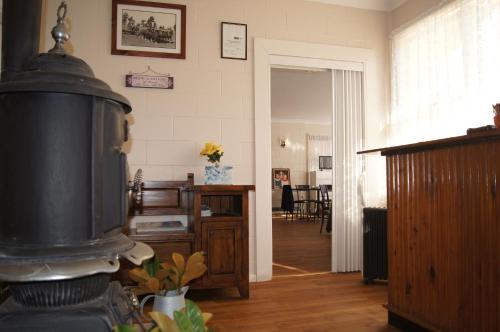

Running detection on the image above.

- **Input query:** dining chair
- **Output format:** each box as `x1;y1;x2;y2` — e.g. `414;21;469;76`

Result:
319;184;332;233
294;185;310;220
295;185;320;221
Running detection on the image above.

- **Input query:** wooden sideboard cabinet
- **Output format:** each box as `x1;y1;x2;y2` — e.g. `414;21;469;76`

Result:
193;185;254;299
361;131;500;331
124;179;254;299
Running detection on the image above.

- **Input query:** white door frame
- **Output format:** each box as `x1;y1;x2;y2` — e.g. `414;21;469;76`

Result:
254;38;375;281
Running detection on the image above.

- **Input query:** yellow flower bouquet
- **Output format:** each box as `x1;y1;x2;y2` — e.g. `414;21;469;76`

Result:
200;142;224;164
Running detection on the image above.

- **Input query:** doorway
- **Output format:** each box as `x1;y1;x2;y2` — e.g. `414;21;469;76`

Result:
270;67;333;277
254;39;374;281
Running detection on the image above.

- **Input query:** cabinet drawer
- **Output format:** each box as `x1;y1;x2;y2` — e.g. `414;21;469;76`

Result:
150;242;193;263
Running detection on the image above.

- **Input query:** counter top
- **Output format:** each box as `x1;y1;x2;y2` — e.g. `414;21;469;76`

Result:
358;130;500;156
193;185;255;192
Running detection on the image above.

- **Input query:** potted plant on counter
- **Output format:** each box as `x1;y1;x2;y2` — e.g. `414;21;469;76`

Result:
493;104;500;128
128;252;207;319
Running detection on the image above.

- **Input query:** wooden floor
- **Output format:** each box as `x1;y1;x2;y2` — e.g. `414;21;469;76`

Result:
187;215;397;331
190;273;397;332
272;216;331;276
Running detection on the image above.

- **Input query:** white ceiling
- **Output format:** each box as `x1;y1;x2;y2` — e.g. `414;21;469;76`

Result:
304;0;408;12
271;68;332;124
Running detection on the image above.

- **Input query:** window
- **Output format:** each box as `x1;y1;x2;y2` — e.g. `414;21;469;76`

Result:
390;0;500;145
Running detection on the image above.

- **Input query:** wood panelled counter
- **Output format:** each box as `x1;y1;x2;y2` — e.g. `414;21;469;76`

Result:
360;130;500;331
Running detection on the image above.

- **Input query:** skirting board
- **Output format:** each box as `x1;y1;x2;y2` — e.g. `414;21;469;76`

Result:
388;311;431;332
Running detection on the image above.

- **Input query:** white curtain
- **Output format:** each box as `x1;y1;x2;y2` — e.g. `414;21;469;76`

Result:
390;0;500;145
307;134;332;172
332;70;364;272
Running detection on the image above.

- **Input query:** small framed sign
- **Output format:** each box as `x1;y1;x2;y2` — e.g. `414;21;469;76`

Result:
125;67;174;89
125;74;173;89
221;22;247;60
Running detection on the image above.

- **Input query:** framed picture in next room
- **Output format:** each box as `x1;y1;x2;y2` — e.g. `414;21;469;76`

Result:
319;156;332;170
111;0;186;59
272;168;290;190
221;22;247;60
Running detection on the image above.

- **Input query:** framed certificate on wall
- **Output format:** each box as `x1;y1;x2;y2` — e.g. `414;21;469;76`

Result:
221;22;247;60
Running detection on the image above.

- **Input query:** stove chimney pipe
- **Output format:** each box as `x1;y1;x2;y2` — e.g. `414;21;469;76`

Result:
1;0;43;82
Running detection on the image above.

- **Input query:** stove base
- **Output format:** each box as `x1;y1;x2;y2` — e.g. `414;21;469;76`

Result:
0;281;135;332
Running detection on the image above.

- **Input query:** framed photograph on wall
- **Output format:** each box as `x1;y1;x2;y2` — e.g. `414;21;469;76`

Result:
272;168;291;189
111;0;186;59
221;22;247;60
319;156;332;170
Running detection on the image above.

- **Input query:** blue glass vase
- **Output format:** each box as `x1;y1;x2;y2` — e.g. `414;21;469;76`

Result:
204;165;233;184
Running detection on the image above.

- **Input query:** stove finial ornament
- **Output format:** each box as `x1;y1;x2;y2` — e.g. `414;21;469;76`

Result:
49;1;70;54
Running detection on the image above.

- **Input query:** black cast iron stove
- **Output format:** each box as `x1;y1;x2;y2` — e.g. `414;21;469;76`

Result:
0;1;153;330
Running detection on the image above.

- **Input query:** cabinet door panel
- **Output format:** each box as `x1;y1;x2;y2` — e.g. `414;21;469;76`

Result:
202;222;241;286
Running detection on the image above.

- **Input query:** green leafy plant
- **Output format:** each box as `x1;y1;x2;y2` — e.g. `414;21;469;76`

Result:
153;300;213;332
114;325;138;332
129;252;207;296
114;299;213;332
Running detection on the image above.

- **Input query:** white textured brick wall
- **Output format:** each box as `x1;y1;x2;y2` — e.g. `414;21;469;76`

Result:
43;0;390;279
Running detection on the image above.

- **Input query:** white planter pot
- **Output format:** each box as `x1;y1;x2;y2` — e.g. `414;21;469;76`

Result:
140;286;188;319
204;165;233;184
